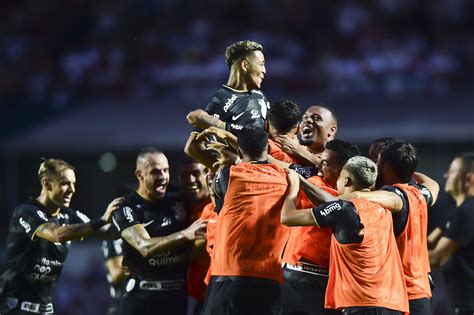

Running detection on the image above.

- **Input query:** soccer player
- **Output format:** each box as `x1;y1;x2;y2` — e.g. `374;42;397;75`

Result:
272;105;338;167
102;238;126;315
177;157;212;314
347;140;440;315
266;99;303;164
429;153;474;315
367;137;397;163
111;148;207;315
281;140;360;315
282;157;409;315
202;128;289;315
0;158;121;314
186;40;269;134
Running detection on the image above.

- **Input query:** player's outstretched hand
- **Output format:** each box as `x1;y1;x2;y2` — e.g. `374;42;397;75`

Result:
182;219;208;241
102;197;124;223
206;142;238;168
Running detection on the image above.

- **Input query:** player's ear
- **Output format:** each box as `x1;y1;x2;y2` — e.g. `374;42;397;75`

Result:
135;169;143;181
42;178;51;191
240;59;249;72
464;171;474;188
344;176;352;188
328;124;337;138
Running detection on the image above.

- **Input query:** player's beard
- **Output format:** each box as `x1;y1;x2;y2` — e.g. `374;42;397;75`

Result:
298;133;314;146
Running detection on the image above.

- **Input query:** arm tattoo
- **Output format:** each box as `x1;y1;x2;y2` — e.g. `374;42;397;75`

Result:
122;225;187;258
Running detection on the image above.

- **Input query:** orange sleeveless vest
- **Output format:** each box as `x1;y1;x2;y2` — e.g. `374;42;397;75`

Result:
211;162;289;283
187;202;214;301
325;198;408;312
283;176;337;267
200;203;218;286
393;183;431;300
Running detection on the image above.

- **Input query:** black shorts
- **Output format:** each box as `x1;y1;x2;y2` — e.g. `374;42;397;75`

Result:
201;276;281;315
281;265;341;315
118;279;187;315
106;297;121;315
342;307;402;315
409;298;431;315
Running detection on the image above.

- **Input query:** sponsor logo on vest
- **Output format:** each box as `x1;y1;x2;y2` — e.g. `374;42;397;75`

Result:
223;94;238;112
319;202;342;216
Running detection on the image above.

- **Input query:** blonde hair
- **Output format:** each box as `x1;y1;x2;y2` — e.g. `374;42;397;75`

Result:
344;156;377;189
38;158;75;183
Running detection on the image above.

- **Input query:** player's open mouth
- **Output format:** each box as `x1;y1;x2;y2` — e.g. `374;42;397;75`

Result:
302;126;314;138
155;185;166;193
186;185;200;192
317;169;324;178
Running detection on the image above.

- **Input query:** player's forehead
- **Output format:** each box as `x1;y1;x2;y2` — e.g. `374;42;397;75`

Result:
304;106;332;120
249;50;265;63
145;153;169;170
179;162;205;175
52;169;76;183
321;149;337;162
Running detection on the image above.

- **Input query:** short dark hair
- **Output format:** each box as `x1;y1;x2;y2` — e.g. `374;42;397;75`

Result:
38;158;75;183
179;155;198;167
237;127;269;159
380;140;418;182
326;139;361;164
372;137;398;146
267;100;302;135
225;40;263;68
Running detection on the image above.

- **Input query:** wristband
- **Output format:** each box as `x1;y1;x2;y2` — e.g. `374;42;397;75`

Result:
89;218;106;231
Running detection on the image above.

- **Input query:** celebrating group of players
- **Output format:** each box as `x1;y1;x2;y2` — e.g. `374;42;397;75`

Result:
0;40;473;315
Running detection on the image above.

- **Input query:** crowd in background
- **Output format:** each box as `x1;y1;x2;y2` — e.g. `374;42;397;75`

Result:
2;0;474;109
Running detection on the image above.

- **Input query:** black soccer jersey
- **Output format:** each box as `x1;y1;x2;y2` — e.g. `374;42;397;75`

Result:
443;197;474;311
102;239;125;299
205;85;270;134
0;199;90;307
112;191;191;281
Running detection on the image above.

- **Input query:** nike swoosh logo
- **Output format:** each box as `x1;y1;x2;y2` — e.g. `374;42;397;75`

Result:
143;220;155;227
232;113;244;121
